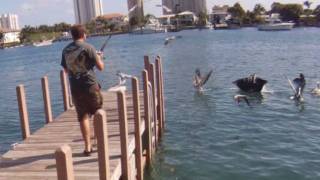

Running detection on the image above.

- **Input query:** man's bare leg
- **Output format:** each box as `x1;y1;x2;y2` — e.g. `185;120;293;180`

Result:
80;114;92;152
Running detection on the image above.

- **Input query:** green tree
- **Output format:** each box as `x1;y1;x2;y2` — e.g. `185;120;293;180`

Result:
314;5;320;21
281;4;303;22
271;3;303;22
38;25;51;33
252;4;266;24
197;11;208;26
53;22;71;32
228;3;246;23
0;31;3;40
242;11;253;25
95;16;109;32
253;4;266;16
85;20;97;34
271;2;283;14
108;24;116;31
129;17;138;27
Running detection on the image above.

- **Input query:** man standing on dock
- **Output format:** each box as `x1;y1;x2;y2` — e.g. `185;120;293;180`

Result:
61;25;105;156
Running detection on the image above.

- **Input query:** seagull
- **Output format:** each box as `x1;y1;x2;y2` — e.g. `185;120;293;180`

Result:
234;95;250;106
193;68;213;91
116;71;133;86
164;36;176;45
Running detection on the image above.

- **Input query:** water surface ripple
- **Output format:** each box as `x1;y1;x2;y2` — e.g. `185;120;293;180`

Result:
1;28;320;180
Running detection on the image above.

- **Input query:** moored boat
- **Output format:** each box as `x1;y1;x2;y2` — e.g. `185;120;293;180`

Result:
258;21;294;31
33;40;53;47
258;14;294;31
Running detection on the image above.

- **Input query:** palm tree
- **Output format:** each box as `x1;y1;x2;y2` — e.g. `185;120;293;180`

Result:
253;4;266;16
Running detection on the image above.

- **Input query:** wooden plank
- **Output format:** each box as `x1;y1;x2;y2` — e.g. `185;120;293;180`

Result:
0;88;154;180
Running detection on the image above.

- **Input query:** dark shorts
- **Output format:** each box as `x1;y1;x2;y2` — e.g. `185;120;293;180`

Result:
71;84;103;121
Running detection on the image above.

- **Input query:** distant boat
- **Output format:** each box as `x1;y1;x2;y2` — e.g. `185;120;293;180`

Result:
258;14;294;31
258;21;294;31
131;18;166;34
33;40;53;47
131;24;166;34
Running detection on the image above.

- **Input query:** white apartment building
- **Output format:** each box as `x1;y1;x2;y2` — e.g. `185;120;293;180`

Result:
74;0;103;24
0;14;20;30
127;0;144;22
162;0;207;15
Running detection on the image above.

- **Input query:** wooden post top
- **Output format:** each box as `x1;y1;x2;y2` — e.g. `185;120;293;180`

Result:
55;144;72;155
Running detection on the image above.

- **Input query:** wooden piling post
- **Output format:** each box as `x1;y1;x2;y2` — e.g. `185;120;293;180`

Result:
132;77;143;180
93;109;111;180
60;70;70;111
16;85;30;139
155;59;163;138
144;56;150;71
142;70;152;165
118;90;130;180
55;145;75;180
149;64;158;145
41;76;53;124
158;56;166;126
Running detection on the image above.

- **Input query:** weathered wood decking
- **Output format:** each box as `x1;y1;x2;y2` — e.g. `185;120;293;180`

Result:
0;56;165;180
1;92;139;180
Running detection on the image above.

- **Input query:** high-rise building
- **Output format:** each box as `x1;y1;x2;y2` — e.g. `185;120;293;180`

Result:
74;0;103;24
162;0;207;15
0;14;19;30
127;0;144;24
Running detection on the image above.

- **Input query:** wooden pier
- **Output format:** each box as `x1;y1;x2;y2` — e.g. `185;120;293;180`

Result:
0;56;165;180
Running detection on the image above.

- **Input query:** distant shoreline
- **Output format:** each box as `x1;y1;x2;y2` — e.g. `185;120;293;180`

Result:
1;26;319;49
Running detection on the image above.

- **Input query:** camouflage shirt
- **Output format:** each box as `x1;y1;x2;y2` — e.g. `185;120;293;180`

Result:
61;40;99;91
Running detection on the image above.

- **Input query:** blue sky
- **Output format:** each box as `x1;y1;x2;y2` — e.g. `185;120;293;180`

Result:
0;0;319;27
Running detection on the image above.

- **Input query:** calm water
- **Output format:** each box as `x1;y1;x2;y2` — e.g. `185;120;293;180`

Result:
1;28;320;179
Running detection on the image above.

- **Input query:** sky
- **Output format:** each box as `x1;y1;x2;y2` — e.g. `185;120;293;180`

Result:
0;0;319;27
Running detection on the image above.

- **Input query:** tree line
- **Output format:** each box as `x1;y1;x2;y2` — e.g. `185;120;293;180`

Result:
226;1;320;26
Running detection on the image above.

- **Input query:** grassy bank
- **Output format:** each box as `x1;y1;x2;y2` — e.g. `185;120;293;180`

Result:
22;32;61;43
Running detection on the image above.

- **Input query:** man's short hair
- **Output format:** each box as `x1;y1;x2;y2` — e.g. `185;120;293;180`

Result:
70;25;86;40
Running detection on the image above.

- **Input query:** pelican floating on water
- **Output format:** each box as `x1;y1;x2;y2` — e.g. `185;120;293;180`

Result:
234;95;250;106
193;69;213;91
233;74;268;93
164;35;182;45
287;73;306;101
311;82;320;95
